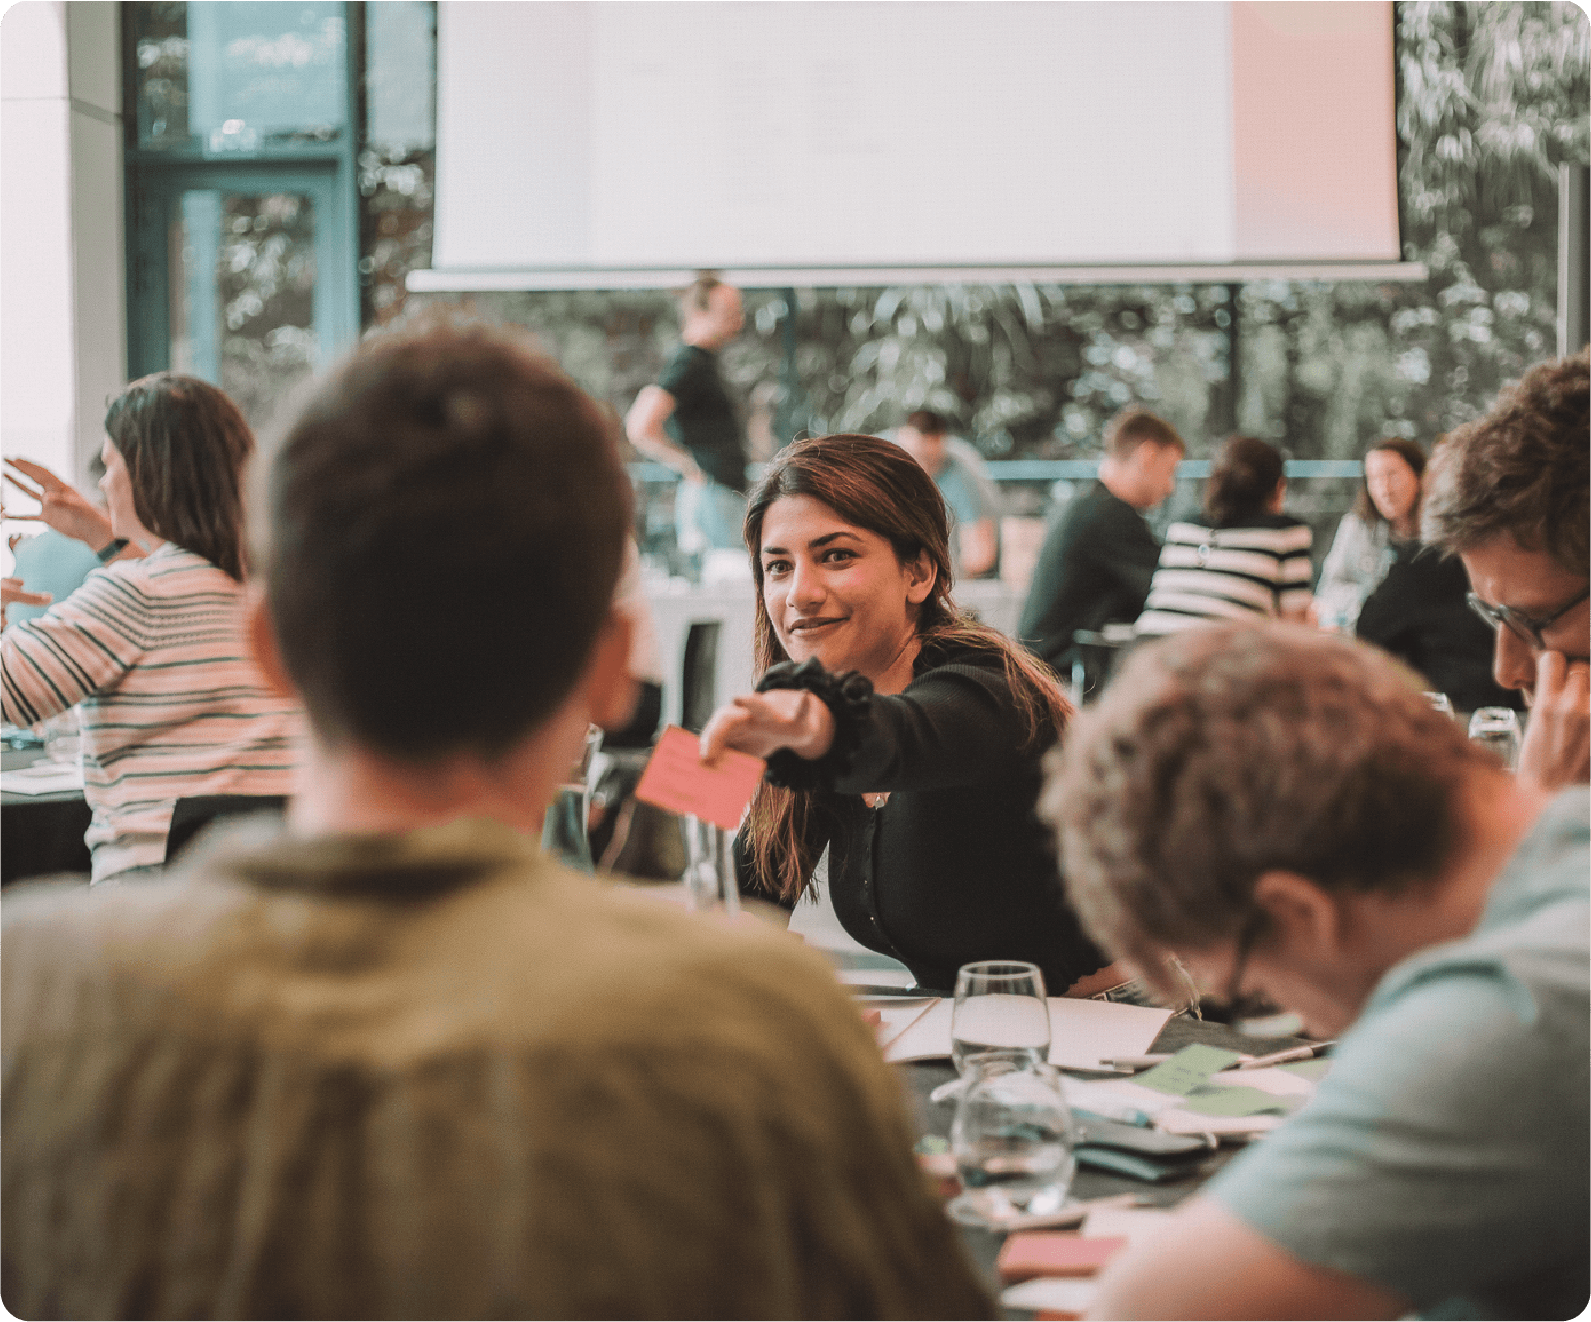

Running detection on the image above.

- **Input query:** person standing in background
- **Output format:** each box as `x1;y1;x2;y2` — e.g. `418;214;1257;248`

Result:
626;272;750;554
1018;406;1184;688
1314;438;1426;632
892;409;1000;578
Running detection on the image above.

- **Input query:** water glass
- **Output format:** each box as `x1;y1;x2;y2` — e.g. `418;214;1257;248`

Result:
683;816;740;917
949;1051;1076;1227
951;960;1050;1075
1469;706;1522;771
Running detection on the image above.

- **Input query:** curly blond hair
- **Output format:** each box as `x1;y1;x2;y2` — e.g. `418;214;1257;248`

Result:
1041;622;1494;999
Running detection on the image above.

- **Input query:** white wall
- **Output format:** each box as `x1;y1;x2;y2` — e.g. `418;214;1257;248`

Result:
1;0;124;497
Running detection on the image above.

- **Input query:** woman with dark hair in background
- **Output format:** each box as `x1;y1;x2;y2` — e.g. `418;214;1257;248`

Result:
1354;434;1524;717
1134;435;1313;636
1;374;299;882
1315;437;1427;631
700;434;1119;996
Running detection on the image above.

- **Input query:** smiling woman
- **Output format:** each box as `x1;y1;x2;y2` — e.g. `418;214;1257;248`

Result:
700;434;1118;996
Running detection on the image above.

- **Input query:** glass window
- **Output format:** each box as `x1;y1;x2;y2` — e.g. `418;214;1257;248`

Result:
169;188;320;425
133;1;347;151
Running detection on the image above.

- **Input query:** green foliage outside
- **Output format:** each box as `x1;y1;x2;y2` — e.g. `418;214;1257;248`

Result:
412;2;1589;540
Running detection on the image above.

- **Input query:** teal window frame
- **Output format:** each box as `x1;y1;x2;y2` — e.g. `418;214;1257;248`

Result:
121;2;362;383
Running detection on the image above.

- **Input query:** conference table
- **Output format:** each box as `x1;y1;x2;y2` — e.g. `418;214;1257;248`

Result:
898;1011;1306;1307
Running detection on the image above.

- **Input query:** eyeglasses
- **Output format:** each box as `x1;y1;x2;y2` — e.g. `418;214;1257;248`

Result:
1218;910;1274;1021
1466;586;1590;653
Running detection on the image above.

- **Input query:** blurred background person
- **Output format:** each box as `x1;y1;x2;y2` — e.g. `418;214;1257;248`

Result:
1135;435;1313;636
1048;623;1586;1322
702;434;1120;998
1314;438;1426;632
1423;348;1589;790
1354;436;1523;718
625;272;750;555
892;409;1000;579
1018;407;1184;690
0;375;299;882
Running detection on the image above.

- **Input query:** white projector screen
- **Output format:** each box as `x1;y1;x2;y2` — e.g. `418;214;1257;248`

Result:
430;1;1402;285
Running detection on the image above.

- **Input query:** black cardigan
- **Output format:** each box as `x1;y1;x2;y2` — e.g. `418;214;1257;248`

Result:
736;641;1108;995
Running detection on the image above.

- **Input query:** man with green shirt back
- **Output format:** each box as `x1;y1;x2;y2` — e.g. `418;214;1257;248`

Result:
1;316;993;1321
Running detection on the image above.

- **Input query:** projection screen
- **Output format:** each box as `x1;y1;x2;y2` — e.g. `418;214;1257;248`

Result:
423;1;1407;288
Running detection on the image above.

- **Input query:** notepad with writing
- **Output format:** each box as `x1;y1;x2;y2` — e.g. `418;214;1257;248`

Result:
881;997;1171;1070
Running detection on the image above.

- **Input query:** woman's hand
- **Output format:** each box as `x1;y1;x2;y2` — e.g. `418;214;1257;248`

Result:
699;690;836;765
1;577;51;629
4;458;114;550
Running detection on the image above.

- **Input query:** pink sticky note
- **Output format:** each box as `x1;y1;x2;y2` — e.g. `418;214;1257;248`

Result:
634;725;764;832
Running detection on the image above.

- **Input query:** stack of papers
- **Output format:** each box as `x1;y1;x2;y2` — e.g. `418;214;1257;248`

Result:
2;761;83;796
880;997;1172;1071
1065;1047;1318;1136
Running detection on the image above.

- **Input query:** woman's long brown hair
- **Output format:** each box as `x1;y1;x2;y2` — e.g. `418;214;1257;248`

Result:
1352;436;1428;533
742;434;1073;904
104;373;254;580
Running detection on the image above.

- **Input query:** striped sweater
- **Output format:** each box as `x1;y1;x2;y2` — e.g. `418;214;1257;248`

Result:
1;543;300;881
1135;517;1314;636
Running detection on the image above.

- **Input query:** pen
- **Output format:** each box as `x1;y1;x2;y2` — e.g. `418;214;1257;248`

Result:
1098;1054;1172;1069
1233;1040;1336;1070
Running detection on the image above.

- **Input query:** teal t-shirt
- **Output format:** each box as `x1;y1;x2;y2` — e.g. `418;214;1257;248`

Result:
1211;790;1590;1320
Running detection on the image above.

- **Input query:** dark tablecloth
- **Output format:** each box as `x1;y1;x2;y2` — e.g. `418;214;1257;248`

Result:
2;747;92;885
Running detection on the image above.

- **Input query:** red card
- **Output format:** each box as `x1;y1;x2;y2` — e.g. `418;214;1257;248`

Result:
997;1234;1129;1283
634;725;764;832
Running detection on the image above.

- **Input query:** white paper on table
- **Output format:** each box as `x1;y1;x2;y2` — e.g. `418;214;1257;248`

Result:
2;762;83;796
881;997;1171;1069
871;999;939;1052
1155;1108;1288;1136
1063;1062;1319;1135
1000;1277;1098;1315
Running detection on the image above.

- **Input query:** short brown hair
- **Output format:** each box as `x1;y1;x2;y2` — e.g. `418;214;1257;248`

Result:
903;409;950;437
1042;623;1492;999
682;271;724;313
1422;349;1589;576
260;313;632;763
105;374;253;581
1103;406;1185;460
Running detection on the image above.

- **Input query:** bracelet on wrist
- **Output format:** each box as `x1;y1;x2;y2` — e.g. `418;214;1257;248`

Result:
756;658;873;789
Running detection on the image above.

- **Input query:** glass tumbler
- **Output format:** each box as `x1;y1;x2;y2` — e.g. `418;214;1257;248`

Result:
1469;706;1522;771
949;1051;1076;1227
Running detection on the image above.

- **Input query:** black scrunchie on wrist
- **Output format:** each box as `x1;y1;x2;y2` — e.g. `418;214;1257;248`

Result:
755;657;874;790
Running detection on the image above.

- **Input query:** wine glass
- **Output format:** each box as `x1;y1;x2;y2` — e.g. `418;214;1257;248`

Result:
948;1051;1076;1228
1469;706;1522;771
951;960;1050;1075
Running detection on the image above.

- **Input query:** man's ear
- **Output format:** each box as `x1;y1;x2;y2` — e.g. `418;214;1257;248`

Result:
585;609;639;732
1250;870;1346;958
905;549;937;605
243;586;297;700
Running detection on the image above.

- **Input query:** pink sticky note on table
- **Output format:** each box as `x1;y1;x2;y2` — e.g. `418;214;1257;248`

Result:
634;725;764;832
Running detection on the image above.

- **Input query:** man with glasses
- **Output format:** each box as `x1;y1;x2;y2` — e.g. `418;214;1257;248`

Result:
1045;622;1588;1321
1424;349;1590;789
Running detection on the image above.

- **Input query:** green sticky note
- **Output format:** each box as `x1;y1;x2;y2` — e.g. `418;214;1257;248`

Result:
1134;1044;1244;1095
1180;1085;1301;1118
1281;1059;1332;1082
